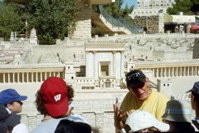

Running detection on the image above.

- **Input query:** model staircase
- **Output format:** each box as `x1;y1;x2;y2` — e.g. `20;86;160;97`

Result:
91;6;143;35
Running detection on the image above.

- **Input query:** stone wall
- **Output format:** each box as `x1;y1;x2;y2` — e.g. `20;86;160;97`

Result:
69;1;91;39
193;38;199;59
134;15;162;33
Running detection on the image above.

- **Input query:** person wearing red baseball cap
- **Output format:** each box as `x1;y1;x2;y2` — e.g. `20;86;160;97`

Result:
32;77;92;133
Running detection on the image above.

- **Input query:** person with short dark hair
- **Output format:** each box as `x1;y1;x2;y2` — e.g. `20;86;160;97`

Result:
114;69;169;131
32;76;92;133
187;81;199;130
0;89;28;133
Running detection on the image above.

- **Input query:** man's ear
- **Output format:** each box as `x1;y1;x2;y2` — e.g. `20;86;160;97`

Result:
146;77;150;86
191;94;196;110
6;103;12;110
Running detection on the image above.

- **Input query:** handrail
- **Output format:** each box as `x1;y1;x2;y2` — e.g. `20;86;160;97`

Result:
98;5;143;34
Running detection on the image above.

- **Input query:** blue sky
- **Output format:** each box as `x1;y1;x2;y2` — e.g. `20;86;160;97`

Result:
122;0;137;8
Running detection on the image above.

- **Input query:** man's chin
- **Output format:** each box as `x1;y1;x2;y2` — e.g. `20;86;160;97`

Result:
138;95;148;101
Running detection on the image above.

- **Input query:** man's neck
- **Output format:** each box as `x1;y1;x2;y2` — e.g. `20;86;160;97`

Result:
196;111;199;117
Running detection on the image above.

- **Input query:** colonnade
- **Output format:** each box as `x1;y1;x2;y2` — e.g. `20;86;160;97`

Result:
140;66;199;78
0;70;64;83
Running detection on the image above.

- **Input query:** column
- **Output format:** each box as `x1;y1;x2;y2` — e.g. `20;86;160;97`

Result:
184;67;186;76
3;73;5;83
45;72;47;80
113;51;116;78
22;72;24;82
17;73;20;82
187;67;190;76
162;68;164;77
36;72;38;82
158;68;160;78
94;52;97;80
173;67;175;77
152;68;155;78
168;67;170;77
86;51;94;78
171;67;173;77
121;51;124;79
27;72;29;82
13;73;15;83
180;67;182;77
191;67;194;76
194;66;196;76
40;72;42;82
31;72;34;82
57;72;60;77
8;73;10;83
177;67;179;77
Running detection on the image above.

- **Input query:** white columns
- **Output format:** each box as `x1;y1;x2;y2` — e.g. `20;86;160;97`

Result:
17;73;20;82
31;72;34;82
40;72;42;82
13;73;15;83
86;51;94;78
113;51;116;78
8;73;10;83
120;52;124;79
3;73;5;83
22;72;24;82
94;52;97;80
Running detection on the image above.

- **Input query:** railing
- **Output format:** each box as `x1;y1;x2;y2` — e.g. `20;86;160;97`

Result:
98;5;143;34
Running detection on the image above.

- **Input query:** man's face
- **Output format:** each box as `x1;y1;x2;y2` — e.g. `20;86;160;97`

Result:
7;101;23;113
190;93;195;110
129;78;152;101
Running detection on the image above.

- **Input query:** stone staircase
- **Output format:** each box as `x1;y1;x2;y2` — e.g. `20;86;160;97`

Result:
91;6;143;35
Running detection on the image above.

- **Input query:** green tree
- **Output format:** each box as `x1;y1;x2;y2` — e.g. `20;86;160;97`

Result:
104;0;133;19
25;0;79;44
167;0;193;15
0;2;25;40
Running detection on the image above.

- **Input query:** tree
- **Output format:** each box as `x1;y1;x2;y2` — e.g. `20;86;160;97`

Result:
25;0;79;44
0;2;25;40
167;0;197;15
104;0;133;19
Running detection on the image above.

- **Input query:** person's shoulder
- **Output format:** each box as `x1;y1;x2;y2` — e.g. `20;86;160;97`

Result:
65;114;89;124
152;90;169;100
0;105;21;128
32;119;61;133
125;91;134;98
12;123;29;133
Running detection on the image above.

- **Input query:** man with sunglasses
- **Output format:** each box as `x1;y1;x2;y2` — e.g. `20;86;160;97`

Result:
114;70;169;131
0;88;29;133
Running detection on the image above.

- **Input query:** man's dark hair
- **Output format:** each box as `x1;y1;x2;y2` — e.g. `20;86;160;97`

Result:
54;119;92;133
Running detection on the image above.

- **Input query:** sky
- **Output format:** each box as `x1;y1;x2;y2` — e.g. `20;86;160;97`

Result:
122;0;137;9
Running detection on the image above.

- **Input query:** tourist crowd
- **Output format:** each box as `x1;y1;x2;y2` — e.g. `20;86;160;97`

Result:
0;69;199;133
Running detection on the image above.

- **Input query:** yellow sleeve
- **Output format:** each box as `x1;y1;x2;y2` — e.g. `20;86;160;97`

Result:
156;95;169;121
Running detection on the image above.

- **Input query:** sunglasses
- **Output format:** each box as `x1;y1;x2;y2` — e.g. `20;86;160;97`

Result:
130;82;145;90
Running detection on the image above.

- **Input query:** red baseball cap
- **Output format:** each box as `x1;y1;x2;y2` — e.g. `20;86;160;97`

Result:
40;77;69;117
